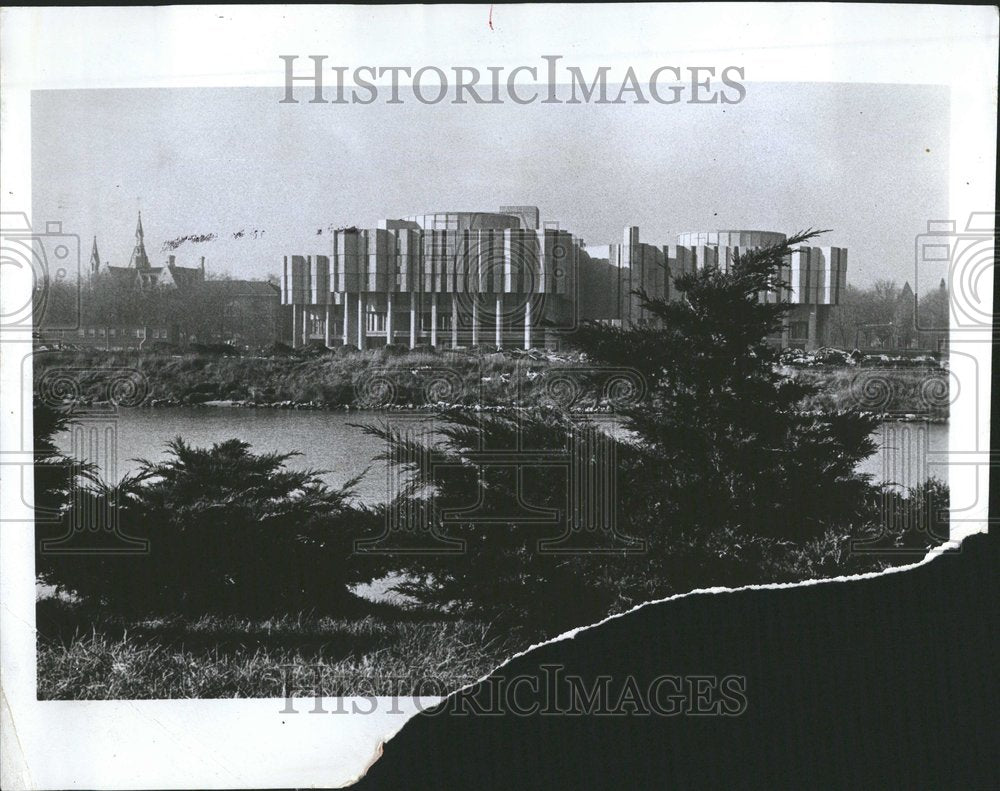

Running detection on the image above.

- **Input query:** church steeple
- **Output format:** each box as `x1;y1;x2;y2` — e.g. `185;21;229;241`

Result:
128;211;150;270
90;236;101;274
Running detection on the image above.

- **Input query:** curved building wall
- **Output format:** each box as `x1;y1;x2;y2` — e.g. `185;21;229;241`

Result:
676;230;787;248
404;212;522;232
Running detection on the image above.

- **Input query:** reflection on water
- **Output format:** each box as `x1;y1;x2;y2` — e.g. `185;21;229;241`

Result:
855;422;949;490
56;408;948;505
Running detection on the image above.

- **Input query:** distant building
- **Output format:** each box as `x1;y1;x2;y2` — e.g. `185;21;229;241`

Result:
282;209;848;351
96;213;207;291
283;209;585;350
43;213;284;349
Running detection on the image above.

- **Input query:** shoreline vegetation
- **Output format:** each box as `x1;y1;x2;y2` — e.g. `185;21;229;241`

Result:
34;347;950;422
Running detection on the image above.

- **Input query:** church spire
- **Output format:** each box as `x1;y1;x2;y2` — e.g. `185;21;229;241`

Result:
90;236;100;274
128;211;150;270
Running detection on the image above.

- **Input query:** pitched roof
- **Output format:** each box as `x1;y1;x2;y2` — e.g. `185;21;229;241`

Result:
104;265;138;285
166;265;204;290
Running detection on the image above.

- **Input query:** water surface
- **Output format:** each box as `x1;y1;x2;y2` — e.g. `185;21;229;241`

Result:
56;407;948;504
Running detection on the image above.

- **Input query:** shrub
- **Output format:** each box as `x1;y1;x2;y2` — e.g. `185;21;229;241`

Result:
36;436;381;617
189;342;239;356
259;341;295;357
379;344;408;358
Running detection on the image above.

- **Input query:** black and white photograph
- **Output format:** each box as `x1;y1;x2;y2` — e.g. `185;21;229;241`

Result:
1;4;996;789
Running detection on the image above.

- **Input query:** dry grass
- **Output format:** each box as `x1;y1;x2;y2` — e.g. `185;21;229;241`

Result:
37;349;949;417
792;366;948;419
33;348;555;408
36;600;520;700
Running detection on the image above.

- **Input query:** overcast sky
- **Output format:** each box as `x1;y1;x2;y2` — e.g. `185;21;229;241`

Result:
33;82;949;290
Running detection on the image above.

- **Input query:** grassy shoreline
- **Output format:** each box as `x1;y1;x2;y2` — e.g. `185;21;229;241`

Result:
34;349;950;420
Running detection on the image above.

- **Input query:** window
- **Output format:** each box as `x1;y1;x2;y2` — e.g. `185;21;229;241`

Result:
789;321;809;340
109;328;116;337
366;312;386;333
421;313;452;332
87;328;95;337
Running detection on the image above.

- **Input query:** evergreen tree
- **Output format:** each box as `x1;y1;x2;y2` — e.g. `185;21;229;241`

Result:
572;230;881;543
369;231;904;635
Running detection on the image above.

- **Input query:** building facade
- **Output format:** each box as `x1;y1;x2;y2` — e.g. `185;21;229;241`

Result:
282;208;848;351
98;213;208;292
283;210;585;349
673;230;847;347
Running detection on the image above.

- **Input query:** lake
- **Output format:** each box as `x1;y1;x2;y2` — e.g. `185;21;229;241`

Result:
55;407;948;503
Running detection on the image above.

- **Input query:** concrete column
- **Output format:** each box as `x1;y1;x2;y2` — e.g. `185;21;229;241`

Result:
806;308;818;351
292;304;299;348
301;306;309;346
451;294;459;349
780;316;790;348
324;304;332;347
357;293;366;350
471;300;479;346
409;295;417;349
524;300;532;349
430;292;438;348
342;297;349;345
386;292;394;347
495;296;502;349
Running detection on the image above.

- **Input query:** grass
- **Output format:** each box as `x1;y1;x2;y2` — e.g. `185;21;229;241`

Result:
36;599;521;700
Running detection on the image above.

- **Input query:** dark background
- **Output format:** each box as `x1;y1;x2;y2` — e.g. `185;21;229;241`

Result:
357;530;997;790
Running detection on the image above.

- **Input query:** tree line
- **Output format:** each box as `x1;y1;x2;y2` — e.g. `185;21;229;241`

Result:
827;279;949;351
36;271;282;348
